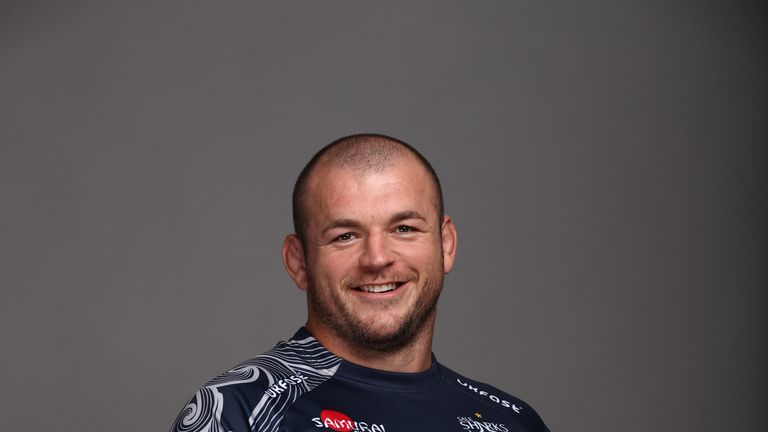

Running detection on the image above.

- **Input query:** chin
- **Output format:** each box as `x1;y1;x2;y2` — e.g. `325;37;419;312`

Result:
348;313;428;353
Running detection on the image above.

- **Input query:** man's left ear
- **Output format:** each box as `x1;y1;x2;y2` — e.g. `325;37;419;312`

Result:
441;215;457;274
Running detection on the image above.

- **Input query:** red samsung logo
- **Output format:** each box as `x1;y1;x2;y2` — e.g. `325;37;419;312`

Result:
311;409;387;432
320;410;354;432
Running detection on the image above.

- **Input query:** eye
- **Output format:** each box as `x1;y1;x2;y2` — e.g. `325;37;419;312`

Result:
334;232;355;242
395;225;414;233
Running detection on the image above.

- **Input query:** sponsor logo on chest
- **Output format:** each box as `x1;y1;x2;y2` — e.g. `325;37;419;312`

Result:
311;409;387;432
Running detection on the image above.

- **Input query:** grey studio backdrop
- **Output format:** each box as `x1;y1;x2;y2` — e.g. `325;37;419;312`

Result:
1;2;766;431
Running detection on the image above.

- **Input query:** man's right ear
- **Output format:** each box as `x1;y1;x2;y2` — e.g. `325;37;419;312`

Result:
281;234;308;290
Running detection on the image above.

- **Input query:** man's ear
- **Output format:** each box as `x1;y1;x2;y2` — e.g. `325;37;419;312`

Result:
441;215;457;274
282;234;308;290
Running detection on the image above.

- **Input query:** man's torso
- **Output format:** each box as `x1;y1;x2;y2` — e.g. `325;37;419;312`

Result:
171;329;549;432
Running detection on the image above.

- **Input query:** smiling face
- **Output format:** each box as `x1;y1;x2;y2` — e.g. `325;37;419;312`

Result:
284;155;457;354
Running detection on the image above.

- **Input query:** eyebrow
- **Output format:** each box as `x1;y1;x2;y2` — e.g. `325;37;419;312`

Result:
322;218;364;234
389;210;427;224
321;211;428;234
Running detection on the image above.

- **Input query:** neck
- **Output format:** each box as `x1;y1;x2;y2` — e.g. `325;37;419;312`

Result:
306;316;436;373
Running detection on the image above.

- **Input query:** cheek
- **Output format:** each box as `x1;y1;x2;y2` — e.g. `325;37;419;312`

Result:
396;241;442;265
313;252;353;281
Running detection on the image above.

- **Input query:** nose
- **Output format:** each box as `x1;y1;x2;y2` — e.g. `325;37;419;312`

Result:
359;232;394;271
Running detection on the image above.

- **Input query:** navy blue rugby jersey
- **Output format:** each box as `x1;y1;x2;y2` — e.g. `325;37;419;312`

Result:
171;328;549;432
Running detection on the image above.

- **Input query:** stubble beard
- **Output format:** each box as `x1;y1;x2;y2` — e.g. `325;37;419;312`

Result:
306;267;444;354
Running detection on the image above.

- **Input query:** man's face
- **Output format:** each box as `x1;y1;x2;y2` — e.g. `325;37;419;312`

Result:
298;157;455;352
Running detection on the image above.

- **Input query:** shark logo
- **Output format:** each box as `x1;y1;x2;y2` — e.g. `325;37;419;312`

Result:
457;412;509;432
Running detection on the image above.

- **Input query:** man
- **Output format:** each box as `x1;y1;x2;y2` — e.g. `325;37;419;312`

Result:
171;134;550;432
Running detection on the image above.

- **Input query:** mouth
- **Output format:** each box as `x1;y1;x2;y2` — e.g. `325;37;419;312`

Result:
354;282;405;294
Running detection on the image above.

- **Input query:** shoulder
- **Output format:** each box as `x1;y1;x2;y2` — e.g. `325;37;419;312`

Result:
438;363;550;432
170;336;342;432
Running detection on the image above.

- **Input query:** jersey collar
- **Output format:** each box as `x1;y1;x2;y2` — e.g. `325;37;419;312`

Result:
292;327;443;391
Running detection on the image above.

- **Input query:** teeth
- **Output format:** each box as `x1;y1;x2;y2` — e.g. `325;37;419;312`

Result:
359;283;398;293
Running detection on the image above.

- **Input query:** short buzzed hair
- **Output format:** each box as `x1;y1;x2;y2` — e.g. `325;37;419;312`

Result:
292;133;444;244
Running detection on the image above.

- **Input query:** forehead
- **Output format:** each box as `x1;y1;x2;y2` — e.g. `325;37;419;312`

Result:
304;156;437;221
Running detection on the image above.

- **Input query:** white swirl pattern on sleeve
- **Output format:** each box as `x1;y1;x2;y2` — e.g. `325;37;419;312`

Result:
171;336;341;432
